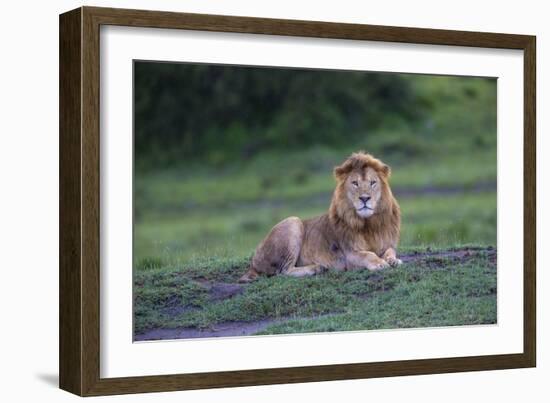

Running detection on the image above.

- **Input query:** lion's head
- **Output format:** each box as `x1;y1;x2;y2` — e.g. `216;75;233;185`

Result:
330;151;397;230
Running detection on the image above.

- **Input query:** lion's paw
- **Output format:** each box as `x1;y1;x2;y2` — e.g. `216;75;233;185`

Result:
368;259;390;271
313;266;329;275
387;257;403;268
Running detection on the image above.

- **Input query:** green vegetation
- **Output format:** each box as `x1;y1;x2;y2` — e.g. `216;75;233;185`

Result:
134;248;496;335
133;65;497;338
259;256;496;335
134;151;496;262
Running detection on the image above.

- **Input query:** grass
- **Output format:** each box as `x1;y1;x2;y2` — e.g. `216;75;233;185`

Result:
134;147;496;262
134;248;496;335
135;147;495;219
134;190;496;264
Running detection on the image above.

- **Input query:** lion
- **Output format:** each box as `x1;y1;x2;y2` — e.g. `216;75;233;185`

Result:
238;151;402;283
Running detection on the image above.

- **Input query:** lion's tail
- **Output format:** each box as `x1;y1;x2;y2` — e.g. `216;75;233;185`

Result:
238;266;259;283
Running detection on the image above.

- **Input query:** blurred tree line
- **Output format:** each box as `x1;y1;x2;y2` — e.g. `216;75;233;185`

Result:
134;62;427;169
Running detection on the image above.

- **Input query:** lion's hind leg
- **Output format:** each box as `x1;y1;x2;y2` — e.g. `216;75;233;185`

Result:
244;216;305;281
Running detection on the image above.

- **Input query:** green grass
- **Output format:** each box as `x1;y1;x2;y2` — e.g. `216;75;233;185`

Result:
135;190;495;264
134;248;496;335
135;147;495;218
134;146;496;263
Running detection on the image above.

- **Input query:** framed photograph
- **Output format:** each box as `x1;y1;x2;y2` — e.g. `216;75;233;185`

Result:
59;6;536;396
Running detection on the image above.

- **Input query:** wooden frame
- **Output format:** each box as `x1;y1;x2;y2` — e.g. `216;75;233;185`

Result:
59;6;536;396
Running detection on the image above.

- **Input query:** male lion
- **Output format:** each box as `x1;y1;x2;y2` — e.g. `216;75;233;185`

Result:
239;151;402;283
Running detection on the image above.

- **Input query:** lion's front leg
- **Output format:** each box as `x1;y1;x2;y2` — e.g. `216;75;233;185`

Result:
283;264;326;278
382;247;403;267
347;251;389;271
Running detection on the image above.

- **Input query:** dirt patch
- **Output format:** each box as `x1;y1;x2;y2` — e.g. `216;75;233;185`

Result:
135;318;283;341
400;246;496;266
161;304;198;316
159;295;197;316
160;282;245;315
205;282;245;301
135;314;338;341
158;282;245;316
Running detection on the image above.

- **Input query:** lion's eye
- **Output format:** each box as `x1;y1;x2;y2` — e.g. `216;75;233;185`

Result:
351;180;359;187
370;180;377;186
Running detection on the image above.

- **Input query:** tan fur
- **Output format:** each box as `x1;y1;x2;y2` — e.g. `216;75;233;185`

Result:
239;151;401;283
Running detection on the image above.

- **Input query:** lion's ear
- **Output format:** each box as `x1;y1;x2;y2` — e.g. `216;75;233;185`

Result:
381;164;391;178
334;160;352;180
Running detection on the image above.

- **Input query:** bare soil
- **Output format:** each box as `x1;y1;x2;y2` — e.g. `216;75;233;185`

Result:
134;319;282;341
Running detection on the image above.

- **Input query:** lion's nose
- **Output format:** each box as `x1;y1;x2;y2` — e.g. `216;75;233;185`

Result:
359;196;371;204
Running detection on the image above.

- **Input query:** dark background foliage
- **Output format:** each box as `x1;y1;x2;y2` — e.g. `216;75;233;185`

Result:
134;62;427;169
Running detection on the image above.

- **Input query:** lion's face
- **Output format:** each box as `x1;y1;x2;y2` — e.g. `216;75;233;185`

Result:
332;152;392;223
344;167;382;218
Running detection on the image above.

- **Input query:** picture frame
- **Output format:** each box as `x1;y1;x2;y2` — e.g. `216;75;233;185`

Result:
59;6;536;396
